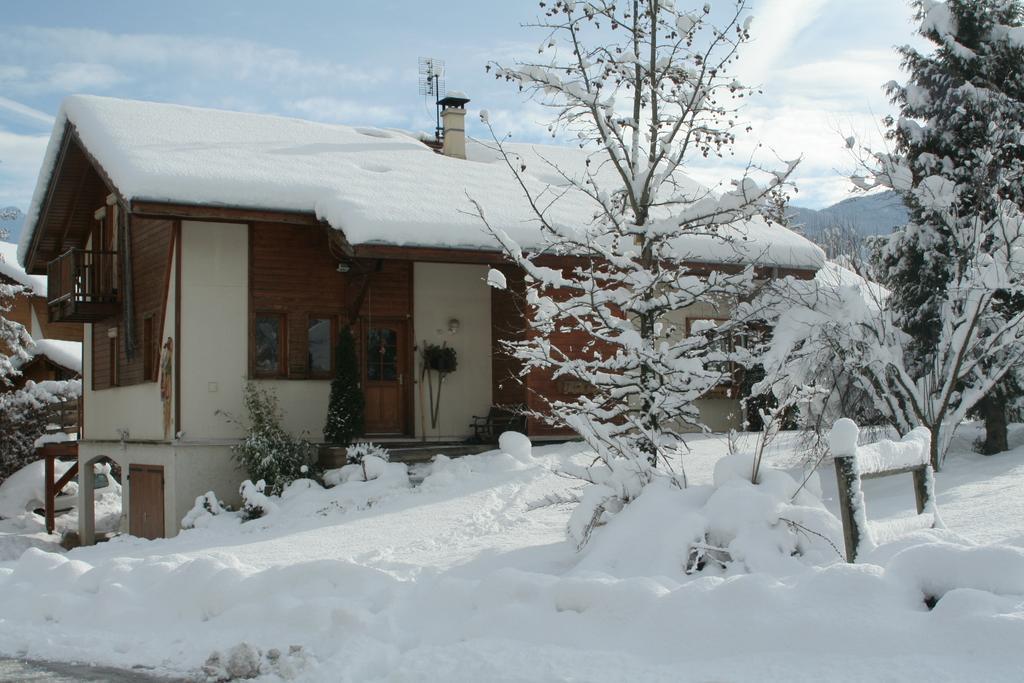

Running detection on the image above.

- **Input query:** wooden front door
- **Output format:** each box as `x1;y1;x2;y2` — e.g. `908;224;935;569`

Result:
128;464;165;539
363;321;408;434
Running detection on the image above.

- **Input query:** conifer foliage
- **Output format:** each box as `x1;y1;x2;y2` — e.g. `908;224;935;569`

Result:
324;326;364;445
754;0;1024;470
873;0;1024;454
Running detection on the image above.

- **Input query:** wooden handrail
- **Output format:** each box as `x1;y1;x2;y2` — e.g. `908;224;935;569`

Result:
46;248;119;307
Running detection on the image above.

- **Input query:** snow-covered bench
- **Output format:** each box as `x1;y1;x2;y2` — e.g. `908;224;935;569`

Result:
829;419;938;562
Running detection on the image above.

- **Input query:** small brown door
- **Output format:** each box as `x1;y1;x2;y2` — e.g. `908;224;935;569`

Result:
363;321;407;434
128;464;165;539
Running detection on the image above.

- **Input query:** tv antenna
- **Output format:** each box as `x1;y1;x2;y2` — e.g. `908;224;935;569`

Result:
418;57;446;141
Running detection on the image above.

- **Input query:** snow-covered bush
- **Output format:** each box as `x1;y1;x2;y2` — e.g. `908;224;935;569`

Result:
569;454;847;581
0;379;82;484
223;383;315;496
181;491;229;529
574;453;844;577
239;479;277;521
323;442;404;487
345;441;391;466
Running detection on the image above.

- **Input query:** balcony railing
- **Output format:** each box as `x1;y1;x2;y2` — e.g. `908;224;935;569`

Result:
46;249;120;322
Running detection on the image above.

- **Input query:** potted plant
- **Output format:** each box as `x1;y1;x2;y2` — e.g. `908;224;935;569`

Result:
423;344;458;373
321;325;364;468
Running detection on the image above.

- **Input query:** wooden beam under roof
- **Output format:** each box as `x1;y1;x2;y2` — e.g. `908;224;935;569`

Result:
130;201;323;226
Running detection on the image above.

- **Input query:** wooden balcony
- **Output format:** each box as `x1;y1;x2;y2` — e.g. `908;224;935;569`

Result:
47;249;120;323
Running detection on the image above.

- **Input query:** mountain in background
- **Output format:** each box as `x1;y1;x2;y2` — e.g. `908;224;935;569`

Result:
0;207;25;244
789;191;908;238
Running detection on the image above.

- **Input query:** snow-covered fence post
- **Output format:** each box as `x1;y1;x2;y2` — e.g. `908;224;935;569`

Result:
830;418;938;562
829;418;867;562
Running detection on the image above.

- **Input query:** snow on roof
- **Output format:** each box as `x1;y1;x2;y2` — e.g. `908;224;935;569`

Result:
15;338;83;374
20;95;824;270
1;241;46;294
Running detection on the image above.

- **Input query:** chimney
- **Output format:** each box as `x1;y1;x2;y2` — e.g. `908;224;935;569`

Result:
439;92;470;159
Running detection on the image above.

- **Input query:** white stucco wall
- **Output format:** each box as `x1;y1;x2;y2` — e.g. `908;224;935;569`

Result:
179;221;249;441
172;444;245;520
78;441;243;540
259;379;332;440
413;262;492;439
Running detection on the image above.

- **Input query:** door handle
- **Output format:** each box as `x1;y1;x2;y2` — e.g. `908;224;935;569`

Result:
398;373;404;385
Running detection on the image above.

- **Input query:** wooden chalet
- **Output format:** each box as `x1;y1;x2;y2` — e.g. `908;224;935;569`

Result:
16;95;824;543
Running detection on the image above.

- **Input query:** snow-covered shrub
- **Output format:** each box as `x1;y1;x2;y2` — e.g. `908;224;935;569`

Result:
181;491;229;529
0;380;81;484
698;454;845;573
345;441;390;466
223;383;315;496
323;443;404;487
574;454;844;578
239;479;277;521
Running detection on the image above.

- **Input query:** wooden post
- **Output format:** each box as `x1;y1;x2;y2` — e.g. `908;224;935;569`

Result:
833;455;861;563
912;466;930;515
44;452;55;535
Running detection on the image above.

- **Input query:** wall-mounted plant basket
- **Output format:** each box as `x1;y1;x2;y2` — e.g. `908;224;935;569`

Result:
423;344;458;373
421;342;457;430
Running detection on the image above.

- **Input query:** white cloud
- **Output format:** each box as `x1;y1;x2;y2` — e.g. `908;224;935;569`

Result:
0;65;28;82
0;128;50;207
0;26;393;96
736;0;830;86
287;97;408;127
0;96;55;126
46;62;127;92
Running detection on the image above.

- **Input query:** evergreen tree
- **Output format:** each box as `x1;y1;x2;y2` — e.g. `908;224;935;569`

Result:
873;0;1024;453
324;325;364;444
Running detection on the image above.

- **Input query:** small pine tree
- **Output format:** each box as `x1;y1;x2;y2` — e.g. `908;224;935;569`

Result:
324;325;364;444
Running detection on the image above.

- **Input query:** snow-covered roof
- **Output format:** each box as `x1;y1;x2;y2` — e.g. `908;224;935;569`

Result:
14;338;83;374
0;241;46;294
20;95;824;270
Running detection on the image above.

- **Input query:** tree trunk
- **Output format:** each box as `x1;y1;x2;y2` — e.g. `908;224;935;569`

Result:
978;394;1009;455
929;424;941;472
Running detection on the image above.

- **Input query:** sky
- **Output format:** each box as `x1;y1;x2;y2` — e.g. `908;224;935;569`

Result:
0;0;924;212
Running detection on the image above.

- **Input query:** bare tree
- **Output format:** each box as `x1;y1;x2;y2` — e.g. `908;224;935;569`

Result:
474;0;798;545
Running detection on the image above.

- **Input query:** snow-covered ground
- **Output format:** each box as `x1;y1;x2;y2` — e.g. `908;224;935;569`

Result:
0;427;1022;682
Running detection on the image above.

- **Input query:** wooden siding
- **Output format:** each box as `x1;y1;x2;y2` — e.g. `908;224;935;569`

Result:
92;216;174;390
249;223;413;379
23;128;114;275
490;264;527;408
30;298;83;342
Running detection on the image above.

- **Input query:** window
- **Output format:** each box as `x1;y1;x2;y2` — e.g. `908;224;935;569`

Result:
308;316;334;377
686;318;733;385
143;315;156;381
254;314;285;376
367;327;398;381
